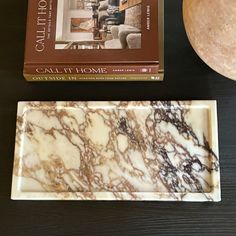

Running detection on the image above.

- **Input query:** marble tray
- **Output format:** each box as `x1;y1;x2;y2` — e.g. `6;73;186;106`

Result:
11;101;220;201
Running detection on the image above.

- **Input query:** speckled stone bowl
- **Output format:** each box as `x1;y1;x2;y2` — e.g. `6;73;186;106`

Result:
183;0;236;81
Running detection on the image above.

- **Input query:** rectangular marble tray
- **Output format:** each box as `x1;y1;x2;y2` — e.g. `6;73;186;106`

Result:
11;101;220;201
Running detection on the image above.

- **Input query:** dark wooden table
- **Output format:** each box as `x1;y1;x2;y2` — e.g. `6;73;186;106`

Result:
0;1;236;235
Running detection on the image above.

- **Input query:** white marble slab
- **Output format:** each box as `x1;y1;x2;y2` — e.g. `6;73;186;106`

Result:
11;101;220;201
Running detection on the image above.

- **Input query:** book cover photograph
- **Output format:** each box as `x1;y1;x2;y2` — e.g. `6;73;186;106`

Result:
55;0;142;50
24;0;164;81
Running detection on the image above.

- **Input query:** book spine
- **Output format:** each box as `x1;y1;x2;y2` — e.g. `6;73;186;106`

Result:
24;73;164;82
24;64;159;75
24;64;163;81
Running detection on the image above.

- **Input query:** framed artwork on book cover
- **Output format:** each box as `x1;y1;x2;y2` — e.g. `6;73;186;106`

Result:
71;18;93;33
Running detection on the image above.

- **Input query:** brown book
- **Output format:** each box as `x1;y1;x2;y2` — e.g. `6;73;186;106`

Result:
24;0;164;81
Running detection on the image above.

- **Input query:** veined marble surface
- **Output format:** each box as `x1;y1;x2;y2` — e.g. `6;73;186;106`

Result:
11;101;220;201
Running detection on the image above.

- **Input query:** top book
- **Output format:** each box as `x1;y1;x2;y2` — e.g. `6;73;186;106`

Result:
24;0;164;81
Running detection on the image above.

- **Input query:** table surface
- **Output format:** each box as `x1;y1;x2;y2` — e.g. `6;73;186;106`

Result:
0;1;236;236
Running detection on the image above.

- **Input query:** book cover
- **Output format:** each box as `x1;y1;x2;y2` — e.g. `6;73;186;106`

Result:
24;0;164;81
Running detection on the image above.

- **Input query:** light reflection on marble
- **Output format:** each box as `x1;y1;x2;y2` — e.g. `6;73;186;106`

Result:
11;101;220;201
